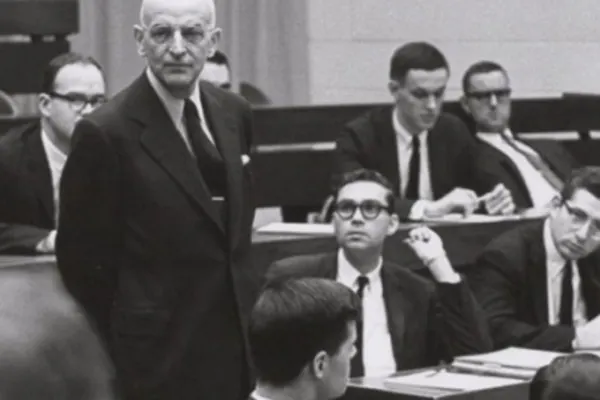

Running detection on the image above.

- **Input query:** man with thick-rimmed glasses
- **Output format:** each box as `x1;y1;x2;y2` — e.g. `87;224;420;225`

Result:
461;60;579;211
266;168;492;378
469;166;600;351
0;52;106;254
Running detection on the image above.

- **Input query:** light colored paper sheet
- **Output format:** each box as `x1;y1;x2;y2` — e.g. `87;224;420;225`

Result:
454;347;566;370
256;222;334;235
385;370;522;391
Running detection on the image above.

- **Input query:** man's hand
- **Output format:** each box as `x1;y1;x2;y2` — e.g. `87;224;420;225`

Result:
404;226;460;283
424;188;479;218
481;184;515;216
574;315;600;349
35;230;57;254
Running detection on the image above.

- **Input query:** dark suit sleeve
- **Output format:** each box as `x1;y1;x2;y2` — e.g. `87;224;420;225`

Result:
0;223;50;254
428;279;493;362
56;118;120;339
468;249;575;350
333;125;416;220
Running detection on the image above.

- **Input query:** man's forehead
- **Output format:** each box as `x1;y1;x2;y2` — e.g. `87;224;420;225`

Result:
568;189;600;216
141;0;213;26
469;70;509;90
338;181;388;200
53;64;105;93
404;68;449;90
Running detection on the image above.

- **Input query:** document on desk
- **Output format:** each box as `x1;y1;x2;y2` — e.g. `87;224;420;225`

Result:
421;213;530;224
452;347;566;379
385;370;522;391
256;222;334;235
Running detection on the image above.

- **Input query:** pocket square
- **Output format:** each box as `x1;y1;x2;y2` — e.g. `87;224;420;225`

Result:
241;154;251;165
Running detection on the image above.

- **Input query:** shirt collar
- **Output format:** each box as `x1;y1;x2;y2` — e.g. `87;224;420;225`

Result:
544;218;568;279
477;127;513;139
40;128;67;166
146;68;203;124
337;248;383;288
392;107;426;148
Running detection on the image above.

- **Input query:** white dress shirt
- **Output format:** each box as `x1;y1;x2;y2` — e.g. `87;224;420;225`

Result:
336;249;396;377
250;391;274;400
392;108;433;200
146;68;215;155
40;128;67;225
543;220;587;327
477;129;558;208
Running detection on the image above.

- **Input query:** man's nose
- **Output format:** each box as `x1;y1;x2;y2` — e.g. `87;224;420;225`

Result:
425;94;437;110
489;93;498;107
169;30;186;56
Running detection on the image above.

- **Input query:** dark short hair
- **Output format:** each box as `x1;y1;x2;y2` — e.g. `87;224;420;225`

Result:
0;269;114;399
530;353;600;400
207;50;230;70
389;42;449;83
41;52;103;93
560;167;600;202
333;169;395;212
461;60;507;94
249;277;360;386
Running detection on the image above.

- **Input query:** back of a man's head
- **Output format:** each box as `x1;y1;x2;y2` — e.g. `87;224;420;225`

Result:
0;268;114;399
530;353;600;400
249;277;360;399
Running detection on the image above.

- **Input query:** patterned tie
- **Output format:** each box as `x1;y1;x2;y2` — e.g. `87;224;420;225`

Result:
500;133;563;191
405;136;420;199
350;275;369;377
559;262;574;326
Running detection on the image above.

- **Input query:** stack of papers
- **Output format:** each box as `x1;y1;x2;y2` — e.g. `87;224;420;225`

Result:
452;347;567;379
256;222;334;235
385;370;522;391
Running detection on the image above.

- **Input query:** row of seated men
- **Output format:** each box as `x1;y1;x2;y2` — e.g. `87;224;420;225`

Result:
0;39;597;400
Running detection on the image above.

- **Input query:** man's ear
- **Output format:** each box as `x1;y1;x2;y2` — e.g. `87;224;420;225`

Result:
38;93;52;118
207;28;222;58
387;213;399;236
460;95;471;115
311;351;328;379
133;25;146;57
388;80;400;96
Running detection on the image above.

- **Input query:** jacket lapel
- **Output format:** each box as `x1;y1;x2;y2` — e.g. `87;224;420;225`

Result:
426;126;445;199
528;224;550;324
23;124;54;226
133;75;226;233
376;108;402;195
200;82;244;247
380;265;406;368
577;253;600;320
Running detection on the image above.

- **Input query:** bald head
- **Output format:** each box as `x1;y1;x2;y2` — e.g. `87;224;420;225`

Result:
139;0;216;28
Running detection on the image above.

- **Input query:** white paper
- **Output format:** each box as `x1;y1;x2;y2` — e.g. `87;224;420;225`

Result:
385;370;522;391
455;347;566;370
421;213;528;224
256;222;334;235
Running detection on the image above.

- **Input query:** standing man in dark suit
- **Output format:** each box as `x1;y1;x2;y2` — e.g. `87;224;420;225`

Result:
469;167;600;351
56;0;256;399
333;42;514;220
268;169;492;377
0;53;106;254
248;278;360;400
461;60;578;210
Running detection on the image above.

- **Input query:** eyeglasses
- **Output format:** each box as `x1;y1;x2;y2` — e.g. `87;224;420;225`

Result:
48;92;107;113
465;89;511;102
146;24;210;45
333;200;391;221
563;201;600;236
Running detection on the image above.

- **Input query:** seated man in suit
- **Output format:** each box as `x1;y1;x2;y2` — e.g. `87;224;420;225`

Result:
0;52;106;254
333;41;514;221
267;169;492;378
461;60;578;210
248;277;360;400
469;166;600;351
200;50;232;90
530;353;600;400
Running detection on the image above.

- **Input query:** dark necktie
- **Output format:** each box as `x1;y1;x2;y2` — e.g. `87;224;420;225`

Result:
559;262;574;326
500;133;563;191
405;136;420;199
350;275;369;378
183;99;222;165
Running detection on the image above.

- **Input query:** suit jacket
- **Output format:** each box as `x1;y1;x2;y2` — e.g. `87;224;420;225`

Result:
0;121;54;254
266;253;492;371
333;107;493;218
475;137;579;209
56;75;257;400
468;220;600;351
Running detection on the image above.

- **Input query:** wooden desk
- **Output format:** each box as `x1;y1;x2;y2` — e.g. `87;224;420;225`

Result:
0;218;538;280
